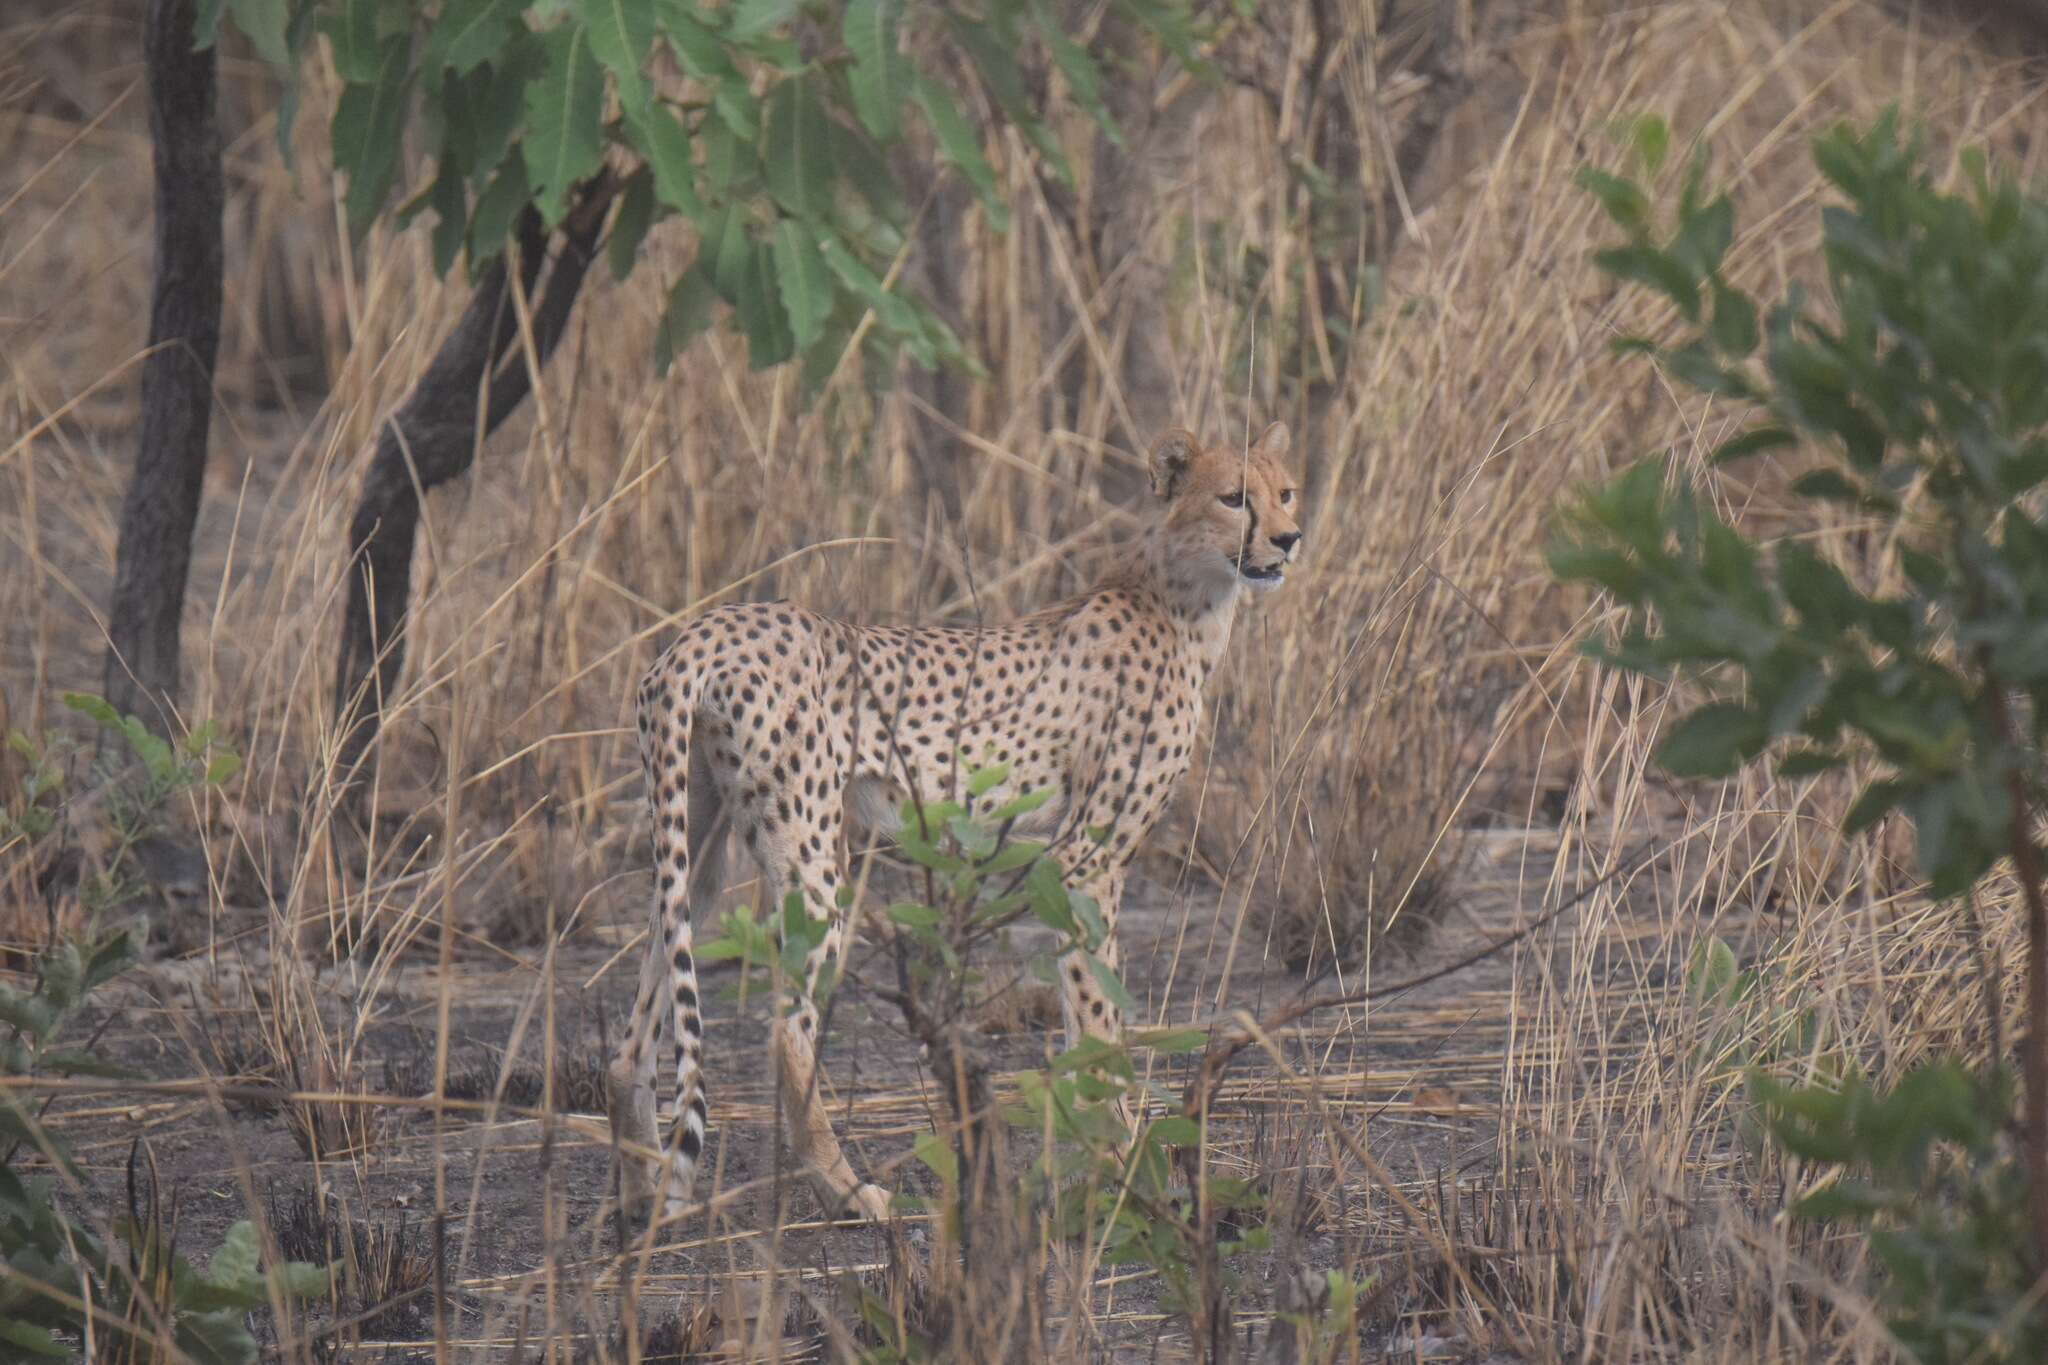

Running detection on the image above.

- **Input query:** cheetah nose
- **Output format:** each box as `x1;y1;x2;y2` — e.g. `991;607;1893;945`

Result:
1269;531;1301;555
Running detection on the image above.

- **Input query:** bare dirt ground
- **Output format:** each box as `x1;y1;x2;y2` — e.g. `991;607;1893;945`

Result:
42;815;1669;1361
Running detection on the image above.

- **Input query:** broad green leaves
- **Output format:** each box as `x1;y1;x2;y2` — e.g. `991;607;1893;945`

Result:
330;32;412;235
771;219;832;351
206;0;1200;393
1753;1062;2041;1361
576;0;652;111
845;0;904;141
429;0;524;73
522;24;603;225
762;76;833;221
916;74;1011;231
1557;111;2048;900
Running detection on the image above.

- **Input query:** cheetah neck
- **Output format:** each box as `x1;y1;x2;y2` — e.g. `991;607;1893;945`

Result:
1099;533;1243;682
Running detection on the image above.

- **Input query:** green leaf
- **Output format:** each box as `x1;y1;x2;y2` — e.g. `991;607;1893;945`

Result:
609;167;657;280
1671;192;1735;279
1664;341;1751;398
273;1258;334;1300
771;219;834;351
0;981;54;1040
655;1;738;80
455;43;540;184
332;34;414;237
886;902;941;929
1685;935;1738;1004
61;691;120;728
225;0;290;65
1132;1027;1208;1054
1070;889;1107;949
83;928;140;992
1844;778;1907;835
966;764;1012;797
173;1309;261;1364
1035;0;1121;147
1896;546;1947;597
1630;112;1670;175
320;0;383;82
1794;1179;1894;1221
737;240;796;368
955;13;1072;185
0;1320;67;1358
977;840;1043;877
620;103;702;222
845;0;903;142
1025;859;1077;936
762;75;834;221
1655;702;1768;778
1086;956;1136;1015
654;262;720;372
430;0;524;75
912;1129;958;1184
38;943;82;1014
1709;281;1759;355
1709;425;1796;465
202;1227;266;1301
914;74;1009;231
578;0;655;110
1776;747;1845;778
990;787;1054;821
205;749;243;785
1051;1034;1129;1077
468;153;530;264
426;157;469;276
729;0;798;41
1576;167;1649;232
1778;542;1865;642
1593;243;1697;319
522;23;605;226
817;235;925;355
196;0;229;49
829;118;905;224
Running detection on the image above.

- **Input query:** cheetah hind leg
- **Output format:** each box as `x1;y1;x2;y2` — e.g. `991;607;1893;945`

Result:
608;917;668;1221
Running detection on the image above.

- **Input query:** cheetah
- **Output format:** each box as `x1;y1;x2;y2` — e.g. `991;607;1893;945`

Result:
607;421;1303;1225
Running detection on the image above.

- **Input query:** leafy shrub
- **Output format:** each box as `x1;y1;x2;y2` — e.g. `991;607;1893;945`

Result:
0;926;327;1359
1554;110;2048;1359
1754;1063;2040;1365
2;693;240;943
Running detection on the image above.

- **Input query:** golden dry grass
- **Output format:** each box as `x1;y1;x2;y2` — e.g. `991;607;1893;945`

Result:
4;0;2048;1359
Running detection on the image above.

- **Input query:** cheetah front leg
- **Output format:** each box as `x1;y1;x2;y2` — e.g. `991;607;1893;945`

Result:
1056;864;1138;1129
762;839;893;1223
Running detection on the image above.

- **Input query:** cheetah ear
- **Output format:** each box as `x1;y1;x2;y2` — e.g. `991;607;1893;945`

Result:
1255;420;1290;459
1148;428;1201;499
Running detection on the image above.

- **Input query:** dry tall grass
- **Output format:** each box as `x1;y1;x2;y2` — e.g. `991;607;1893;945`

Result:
4;0;2048;1358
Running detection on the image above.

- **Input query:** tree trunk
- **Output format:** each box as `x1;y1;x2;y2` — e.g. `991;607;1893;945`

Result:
104;0;223;730
331;182;614;790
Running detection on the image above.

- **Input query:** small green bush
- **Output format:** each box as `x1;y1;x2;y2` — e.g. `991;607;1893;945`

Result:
0;926;327;1360
1556;110;2048;1360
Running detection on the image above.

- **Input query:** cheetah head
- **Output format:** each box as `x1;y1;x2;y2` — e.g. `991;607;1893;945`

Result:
1148;421;1302;593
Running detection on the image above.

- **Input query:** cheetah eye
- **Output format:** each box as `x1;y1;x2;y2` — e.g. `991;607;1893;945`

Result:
1279;488;1296;505
1218;490;1244;509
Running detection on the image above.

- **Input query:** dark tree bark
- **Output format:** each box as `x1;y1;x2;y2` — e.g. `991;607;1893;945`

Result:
331;180;615;789
104;0;224;729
